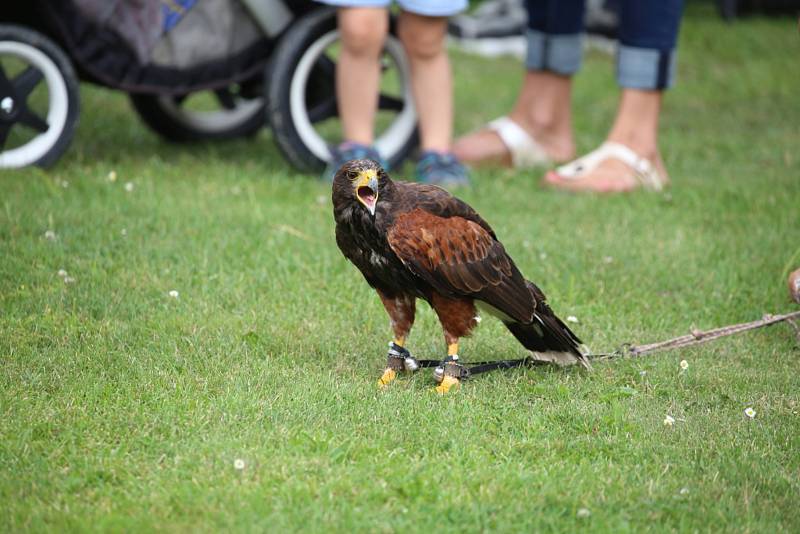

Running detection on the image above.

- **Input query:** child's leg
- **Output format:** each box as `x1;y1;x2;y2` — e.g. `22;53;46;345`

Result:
336;7;389;145
396;11;452;153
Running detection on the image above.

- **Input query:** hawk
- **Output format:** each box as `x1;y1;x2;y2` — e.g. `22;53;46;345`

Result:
332;159;589;393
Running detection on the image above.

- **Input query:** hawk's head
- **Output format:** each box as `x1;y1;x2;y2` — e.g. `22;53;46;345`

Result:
332;159;391;217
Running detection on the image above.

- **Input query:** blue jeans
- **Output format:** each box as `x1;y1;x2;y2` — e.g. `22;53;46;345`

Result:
525;0;684;90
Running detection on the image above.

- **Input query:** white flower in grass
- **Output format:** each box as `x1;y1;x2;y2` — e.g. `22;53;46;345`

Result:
603;256;614;264
680;359;689;371
663;415;675;426
576;508;591;518
744;407;756;419
57;269;68;278
233;458;245;470
63;276;76;284
107;170;117;182
679;487;689;495
121;228;127;237
124;182;135;192
168;290;179;299
566;316;579;323
44;230;56;240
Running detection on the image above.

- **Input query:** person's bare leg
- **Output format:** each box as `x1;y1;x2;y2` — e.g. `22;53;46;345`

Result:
397;11;451;153
453;70;576;166
336;8;388;145
606;89;662;158
545;88;668;192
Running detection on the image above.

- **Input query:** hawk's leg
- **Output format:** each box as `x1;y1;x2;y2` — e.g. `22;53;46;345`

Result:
429;293;479;394
377;291;416;388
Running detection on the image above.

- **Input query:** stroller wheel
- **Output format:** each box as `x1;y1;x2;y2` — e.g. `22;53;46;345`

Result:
266;7;418;173
0;24;79;169
129;81;265;143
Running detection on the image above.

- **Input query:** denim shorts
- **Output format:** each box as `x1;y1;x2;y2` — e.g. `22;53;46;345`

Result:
317;0;467;16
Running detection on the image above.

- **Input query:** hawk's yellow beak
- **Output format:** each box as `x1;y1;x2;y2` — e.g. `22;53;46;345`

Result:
354;170;379;216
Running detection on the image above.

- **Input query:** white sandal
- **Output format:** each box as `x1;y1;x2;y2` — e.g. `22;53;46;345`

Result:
552;142;668;191
487;116;551;168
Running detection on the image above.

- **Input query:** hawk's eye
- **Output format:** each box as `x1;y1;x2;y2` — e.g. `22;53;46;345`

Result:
347;170;360;181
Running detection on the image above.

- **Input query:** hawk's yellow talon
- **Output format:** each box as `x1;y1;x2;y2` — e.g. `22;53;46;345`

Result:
378;368;397;388
435;375;460;394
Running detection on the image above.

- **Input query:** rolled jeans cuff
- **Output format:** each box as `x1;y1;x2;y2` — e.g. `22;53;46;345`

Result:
616;44;677;90
525;29;583;76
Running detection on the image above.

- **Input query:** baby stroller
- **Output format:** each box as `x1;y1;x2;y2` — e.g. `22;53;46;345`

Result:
0;0;417;171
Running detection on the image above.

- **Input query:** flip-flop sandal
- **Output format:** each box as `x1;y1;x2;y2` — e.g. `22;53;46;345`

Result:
486;116;552;168
550;141;668;192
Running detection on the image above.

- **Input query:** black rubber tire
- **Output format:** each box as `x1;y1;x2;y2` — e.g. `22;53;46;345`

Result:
129;85;265;143
266;7;418;173
0;24;80;169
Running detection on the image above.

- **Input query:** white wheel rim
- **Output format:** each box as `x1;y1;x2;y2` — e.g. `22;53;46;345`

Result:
0;41;69;168
289;30;417;163
156;92;263;132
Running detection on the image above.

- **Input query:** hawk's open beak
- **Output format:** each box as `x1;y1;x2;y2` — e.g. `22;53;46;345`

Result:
355;172;379;216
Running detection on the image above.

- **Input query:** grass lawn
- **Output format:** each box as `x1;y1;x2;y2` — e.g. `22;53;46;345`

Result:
2;4;800;532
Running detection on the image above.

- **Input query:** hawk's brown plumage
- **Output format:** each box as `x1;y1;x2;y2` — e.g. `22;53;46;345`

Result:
332;159;588;385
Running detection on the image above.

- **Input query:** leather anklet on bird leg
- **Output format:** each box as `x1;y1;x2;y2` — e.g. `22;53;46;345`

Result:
378;342;422;388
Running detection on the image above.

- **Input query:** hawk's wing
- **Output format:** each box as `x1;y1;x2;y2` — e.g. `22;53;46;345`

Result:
395;182;498;238
386;208;536;324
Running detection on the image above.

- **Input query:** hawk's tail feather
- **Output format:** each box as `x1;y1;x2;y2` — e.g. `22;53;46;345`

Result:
503;287;591;370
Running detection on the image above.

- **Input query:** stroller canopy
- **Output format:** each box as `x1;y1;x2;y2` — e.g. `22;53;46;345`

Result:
40;0;274;94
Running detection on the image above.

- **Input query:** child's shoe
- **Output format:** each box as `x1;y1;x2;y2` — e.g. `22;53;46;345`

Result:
416;150;470;187
323;142;387;181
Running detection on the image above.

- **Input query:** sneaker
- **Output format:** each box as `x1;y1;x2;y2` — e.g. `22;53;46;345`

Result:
323;142;387;181
416;151;470;186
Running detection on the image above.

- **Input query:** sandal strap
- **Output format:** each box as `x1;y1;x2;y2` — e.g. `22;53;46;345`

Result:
554;141;665;191
554;143;612;178
488;116;550;168
601;142;664;191
601;142;652;173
